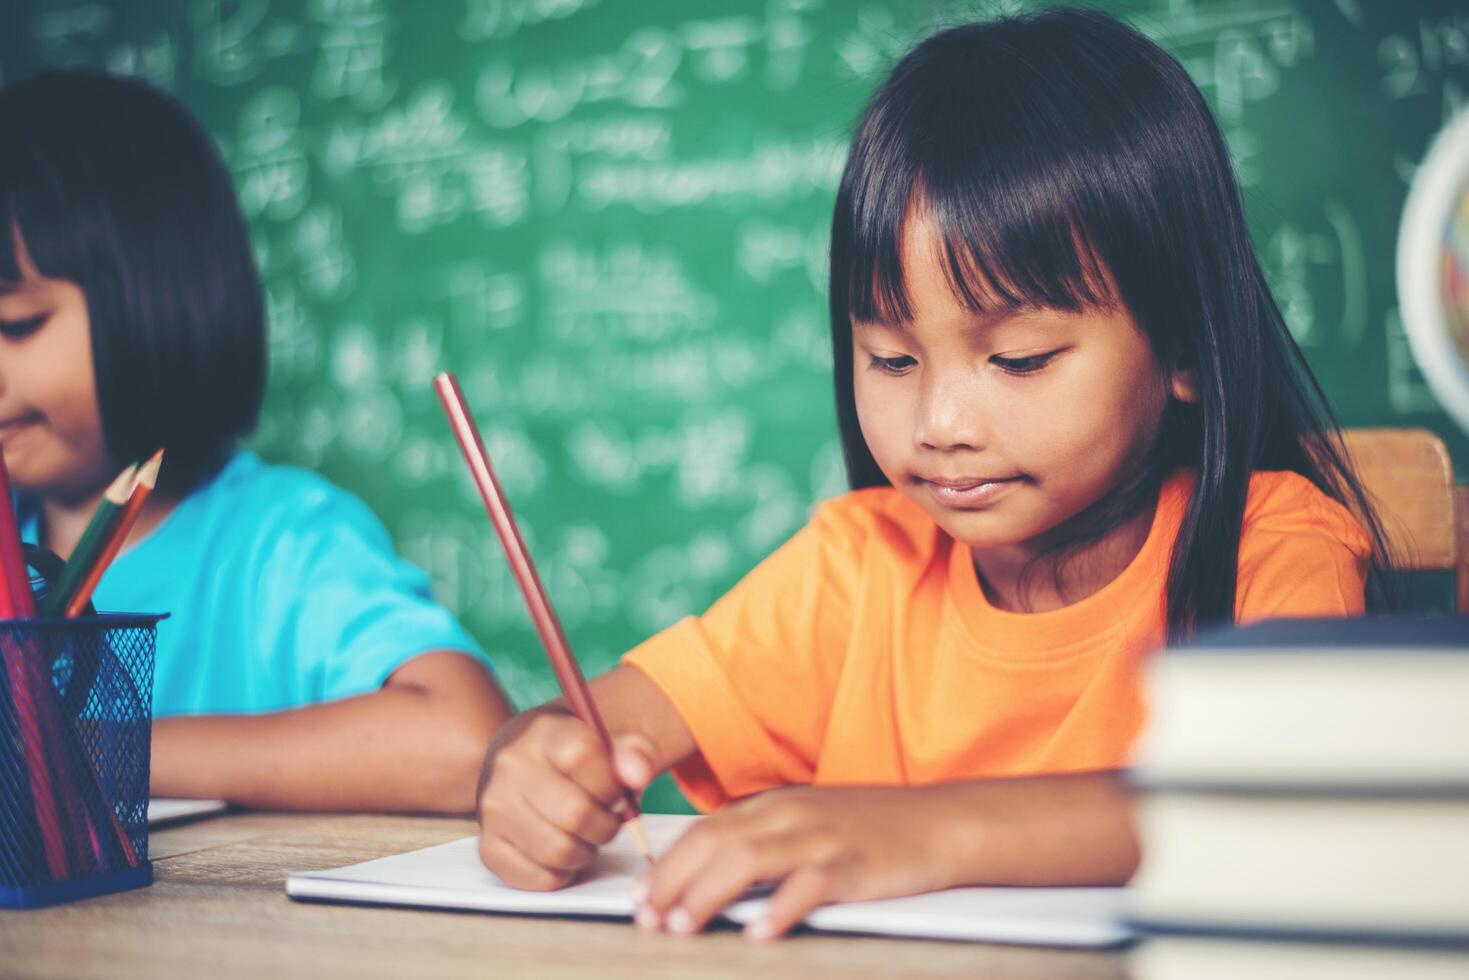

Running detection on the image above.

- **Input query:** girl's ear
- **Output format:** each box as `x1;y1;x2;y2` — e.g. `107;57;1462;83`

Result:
1168;365;1200;403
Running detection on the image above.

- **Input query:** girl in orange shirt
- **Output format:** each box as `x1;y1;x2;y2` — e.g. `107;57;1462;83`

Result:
474;7;1391;939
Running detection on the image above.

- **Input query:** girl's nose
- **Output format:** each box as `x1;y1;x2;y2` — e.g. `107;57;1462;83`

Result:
914;375;986;451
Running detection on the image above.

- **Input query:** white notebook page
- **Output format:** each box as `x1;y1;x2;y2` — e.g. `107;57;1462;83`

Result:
287;813;1131;947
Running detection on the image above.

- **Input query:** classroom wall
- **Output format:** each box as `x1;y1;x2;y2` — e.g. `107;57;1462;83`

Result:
2;1;1466;725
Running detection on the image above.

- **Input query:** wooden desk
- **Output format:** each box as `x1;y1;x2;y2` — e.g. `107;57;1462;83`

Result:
0;812;1129;979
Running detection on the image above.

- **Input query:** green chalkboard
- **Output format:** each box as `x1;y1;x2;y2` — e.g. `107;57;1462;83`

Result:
3;1;1468;809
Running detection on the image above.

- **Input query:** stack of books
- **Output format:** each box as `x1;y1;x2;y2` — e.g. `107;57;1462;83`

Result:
1128;616;1469;978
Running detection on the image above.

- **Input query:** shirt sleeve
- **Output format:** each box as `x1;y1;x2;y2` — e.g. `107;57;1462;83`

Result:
255;483;492;703
622;496;868;811
1234;473;1372;623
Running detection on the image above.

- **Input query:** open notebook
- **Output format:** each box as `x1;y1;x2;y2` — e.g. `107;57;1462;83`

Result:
147;798;229;826
286;814;1131;946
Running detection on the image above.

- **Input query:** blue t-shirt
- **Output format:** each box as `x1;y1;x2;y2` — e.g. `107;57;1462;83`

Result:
16;451;488;717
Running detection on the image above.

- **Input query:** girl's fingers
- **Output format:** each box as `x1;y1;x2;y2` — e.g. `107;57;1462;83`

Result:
638;819;722;919
611;734;657;792
519;762;622;845
477;831;575;892
743;866;835;942
542;723;627;806
659;835;793;934
495;787;600;873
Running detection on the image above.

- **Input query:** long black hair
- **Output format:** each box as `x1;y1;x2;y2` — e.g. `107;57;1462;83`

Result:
0;70;266;496
829;7;1392;640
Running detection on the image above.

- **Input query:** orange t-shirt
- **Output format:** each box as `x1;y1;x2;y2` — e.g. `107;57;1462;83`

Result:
623;470;1370;811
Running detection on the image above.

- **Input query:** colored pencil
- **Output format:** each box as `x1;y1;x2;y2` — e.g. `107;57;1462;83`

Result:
63;449;163;619
0;691;48;885
0;458;140;878
53;453;163;867
2;457;139;873
0;642;71;879
0;455;34;618
0;454;69;877
434;372;653;861
40;464;136;617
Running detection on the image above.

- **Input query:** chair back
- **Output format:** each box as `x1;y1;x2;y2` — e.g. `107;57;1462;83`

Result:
1341;428;1466;611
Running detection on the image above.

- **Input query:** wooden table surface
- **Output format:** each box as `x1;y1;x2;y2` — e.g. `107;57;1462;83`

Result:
0;811;1131;979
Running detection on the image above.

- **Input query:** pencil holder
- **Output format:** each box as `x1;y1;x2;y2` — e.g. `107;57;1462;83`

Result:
0;612;163;908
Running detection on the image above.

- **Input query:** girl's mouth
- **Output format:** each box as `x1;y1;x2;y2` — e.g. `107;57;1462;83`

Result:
0;413;42;444
919;475;1025;509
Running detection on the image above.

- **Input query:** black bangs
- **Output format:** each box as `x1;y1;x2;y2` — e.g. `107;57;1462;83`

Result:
0;220;17;287
0;197;15;284
851;175;1118;326
0;151;97;294
830;9;1177;490
836;12;1173;329
0;129;25;286
0;151;41;288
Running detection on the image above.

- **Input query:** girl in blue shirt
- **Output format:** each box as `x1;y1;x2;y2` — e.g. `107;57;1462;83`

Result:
0;70;513;813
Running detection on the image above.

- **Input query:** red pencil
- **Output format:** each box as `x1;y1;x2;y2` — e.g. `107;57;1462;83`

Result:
0;453;70;878
434;372;652;861
0;454;36;618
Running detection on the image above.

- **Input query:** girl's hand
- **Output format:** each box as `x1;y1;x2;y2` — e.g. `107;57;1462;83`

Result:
477;708;656;890
632;784;961;941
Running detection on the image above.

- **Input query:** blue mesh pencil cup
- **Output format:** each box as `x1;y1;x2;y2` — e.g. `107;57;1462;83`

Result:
1;611;163;908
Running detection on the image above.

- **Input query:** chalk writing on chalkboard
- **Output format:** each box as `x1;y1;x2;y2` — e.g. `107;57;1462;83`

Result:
3;1;1466;723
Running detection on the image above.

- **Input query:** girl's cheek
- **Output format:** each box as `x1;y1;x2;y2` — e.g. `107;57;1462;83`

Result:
855;389;912;468
55;351;107;451
28;370;110;484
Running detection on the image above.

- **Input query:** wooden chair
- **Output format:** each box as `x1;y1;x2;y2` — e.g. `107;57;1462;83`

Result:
1341;428;1469;612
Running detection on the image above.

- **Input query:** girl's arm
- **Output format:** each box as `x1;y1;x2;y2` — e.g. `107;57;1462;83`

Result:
475;662;1137;936
151;651;513;813
636;770;1137;941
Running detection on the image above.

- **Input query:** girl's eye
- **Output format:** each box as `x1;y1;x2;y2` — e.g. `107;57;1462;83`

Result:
868;354;917;375
0;315;45;340
991;351;1060;375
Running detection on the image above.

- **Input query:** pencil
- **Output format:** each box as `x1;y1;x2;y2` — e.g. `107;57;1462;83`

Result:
54;451;162;865
0;453;69;878
434;372;653;861
0;458;137;876
46;452;160;869
62;449;163;619
0;455;35;618
52;448;160;867
40;464;137;617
